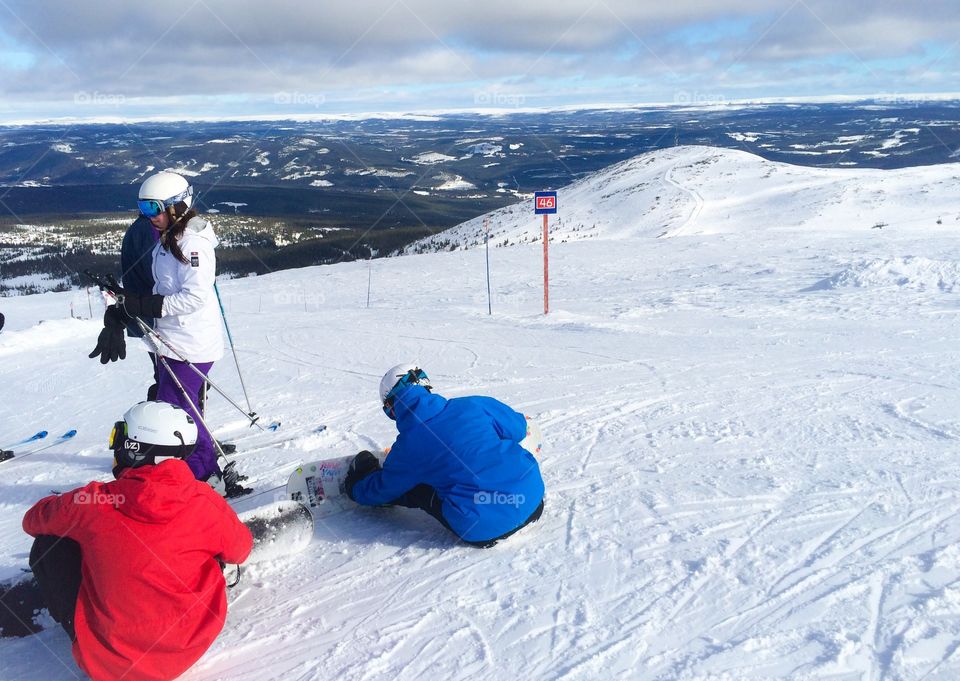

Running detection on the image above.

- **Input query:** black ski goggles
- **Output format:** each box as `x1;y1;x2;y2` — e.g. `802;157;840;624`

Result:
109;421;127;451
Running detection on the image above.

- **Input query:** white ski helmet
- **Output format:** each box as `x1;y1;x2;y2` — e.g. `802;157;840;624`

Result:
111;401;198;473
137;171;193;217
379;364;431;405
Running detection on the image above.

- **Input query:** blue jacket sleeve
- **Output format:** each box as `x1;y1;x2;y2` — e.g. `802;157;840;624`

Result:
474;397;527;443
121;218;157;295
120;218;157;338
351;436;423;506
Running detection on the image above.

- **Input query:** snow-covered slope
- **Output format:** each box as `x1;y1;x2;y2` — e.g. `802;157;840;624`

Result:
406;146;959;252
3;148;960;679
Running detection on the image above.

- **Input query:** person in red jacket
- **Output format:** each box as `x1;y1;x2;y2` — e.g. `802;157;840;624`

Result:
22;401;253;681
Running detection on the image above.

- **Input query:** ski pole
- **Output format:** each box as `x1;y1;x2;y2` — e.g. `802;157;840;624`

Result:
150;346;228;462
214;281;254;414
133;317;266;431
84;271;267;430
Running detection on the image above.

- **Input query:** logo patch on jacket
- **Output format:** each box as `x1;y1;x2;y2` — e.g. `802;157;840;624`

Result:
190;251;199;267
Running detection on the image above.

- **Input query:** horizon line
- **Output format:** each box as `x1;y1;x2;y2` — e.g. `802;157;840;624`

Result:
1;92;959;128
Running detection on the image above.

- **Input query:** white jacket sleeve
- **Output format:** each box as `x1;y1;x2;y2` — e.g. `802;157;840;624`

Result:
161;236;216;317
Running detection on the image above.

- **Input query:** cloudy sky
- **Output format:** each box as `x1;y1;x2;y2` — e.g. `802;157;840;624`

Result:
0;0;957;121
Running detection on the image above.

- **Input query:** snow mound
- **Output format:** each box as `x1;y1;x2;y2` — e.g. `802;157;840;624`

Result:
435;174;476;191
404;145;960;254
463;142;502;156
809;256;960;292
409;152;456;165
0;318;95;357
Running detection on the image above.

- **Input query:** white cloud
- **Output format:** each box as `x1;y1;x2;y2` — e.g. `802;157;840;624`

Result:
0;0;956;117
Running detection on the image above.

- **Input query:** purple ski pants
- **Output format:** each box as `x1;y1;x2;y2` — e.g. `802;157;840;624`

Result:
155;357;216;480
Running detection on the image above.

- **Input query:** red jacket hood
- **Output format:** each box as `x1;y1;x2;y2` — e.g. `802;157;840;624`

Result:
112;459;197;524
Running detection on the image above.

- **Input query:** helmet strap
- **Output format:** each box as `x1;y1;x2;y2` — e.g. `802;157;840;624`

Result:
174;430;188;458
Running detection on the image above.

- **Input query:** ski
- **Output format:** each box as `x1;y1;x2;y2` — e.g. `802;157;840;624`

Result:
213;420;282;453
231;428;323;459
216;422;300;458
0;431;48;452
1;430;77;463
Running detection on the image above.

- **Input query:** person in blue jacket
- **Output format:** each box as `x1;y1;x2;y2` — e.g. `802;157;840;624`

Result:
345;364;545;548
119;210;161;399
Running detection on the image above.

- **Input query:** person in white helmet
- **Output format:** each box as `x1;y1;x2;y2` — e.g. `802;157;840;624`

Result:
113;176;165;399
21;401;252;680
89;172;247;496
345;365;546;548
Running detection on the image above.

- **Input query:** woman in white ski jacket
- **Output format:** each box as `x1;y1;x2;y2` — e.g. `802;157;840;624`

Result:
90;172;241;494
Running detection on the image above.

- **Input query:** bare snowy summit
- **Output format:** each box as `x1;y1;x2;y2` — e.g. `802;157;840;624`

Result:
405;146;959;253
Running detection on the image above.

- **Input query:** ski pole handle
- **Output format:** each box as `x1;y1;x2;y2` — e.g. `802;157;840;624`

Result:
83;270;123;298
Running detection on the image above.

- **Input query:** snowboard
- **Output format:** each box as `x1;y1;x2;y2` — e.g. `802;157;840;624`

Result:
0;502;315;638
240;500;314;564
0;576;45;637
520;416;543;456
286;452;387;519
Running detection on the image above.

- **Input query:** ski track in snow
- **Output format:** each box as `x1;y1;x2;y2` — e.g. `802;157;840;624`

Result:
4;147;960;679
661;156;706;239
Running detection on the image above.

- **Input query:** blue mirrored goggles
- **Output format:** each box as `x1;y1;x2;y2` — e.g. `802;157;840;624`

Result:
381;368;430;417
137;199;165;217
137;186;193;217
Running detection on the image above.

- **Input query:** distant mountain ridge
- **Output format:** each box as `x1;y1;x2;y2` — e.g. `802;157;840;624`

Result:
2;102;960;219
405;146;960;254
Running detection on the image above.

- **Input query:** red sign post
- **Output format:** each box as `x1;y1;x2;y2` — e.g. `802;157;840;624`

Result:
534;192;557;315
542;213;549;314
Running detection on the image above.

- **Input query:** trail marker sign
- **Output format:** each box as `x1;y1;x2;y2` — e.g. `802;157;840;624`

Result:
533;191;558;314
534;191;558;214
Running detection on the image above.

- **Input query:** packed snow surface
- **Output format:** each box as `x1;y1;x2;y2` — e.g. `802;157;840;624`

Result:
2;146;960;679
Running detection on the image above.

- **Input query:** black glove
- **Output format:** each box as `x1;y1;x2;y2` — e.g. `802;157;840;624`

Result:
345;450;381;501
88;306;127;364
118;291;164;320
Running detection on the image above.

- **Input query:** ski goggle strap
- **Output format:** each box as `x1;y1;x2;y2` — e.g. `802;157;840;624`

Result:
382;368;431;417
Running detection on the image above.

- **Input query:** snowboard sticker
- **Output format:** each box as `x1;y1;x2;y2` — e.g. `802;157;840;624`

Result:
286;452;385;519
520;417;543;456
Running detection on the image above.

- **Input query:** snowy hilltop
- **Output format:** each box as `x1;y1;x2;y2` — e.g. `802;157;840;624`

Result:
2;145;960;679
405;145;959;252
